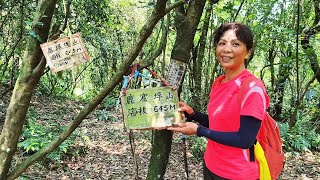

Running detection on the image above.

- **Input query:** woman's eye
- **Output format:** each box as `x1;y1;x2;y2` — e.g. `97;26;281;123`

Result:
233;43;240;46
218;42;225;46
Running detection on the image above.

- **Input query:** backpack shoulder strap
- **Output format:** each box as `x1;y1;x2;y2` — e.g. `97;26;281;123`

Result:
238;76;260;162
238;76;258;106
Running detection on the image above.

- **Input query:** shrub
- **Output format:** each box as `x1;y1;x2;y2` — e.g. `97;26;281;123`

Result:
18;109;77;162
188;136;207;159
280;121;320;152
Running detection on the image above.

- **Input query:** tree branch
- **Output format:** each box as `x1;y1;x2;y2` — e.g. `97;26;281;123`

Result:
165;0;185;14
232;0;245;21
300;69;320;102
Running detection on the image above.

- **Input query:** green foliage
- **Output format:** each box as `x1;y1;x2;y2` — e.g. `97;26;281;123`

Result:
103;97;118;109
279;84;320;152
95;109;113;121
280;120;320;152
95;97;119;122
188;136;207;159
0;0;318;168
18;109;77;162
17;176;30;180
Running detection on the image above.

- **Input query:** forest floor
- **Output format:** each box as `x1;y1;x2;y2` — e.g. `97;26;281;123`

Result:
0;95;319;180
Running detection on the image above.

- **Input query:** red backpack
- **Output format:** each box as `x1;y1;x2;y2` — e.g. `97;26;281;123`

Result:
239;76;285;179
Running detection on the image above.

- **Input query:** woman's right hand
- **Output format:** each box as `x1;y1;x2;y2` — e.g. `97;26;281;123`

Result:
178;101;194;115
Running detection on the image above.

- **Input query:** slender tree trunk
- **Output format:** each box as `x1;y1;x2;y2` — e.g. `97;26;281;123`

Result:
0;1;57;179
299;0;320;131
274;51;292;122
161;7;170;76
147;0;208;179
267;42;276;88
301;0;320;83
192;1;213;111
203;17;217;101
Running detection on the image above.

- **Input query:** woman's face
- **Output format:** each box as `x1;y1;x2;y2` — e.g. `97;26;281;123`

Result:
215;29;251;71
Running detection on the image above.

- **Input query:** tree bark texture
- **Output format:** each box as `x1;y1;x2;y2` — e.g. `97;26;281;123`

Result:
267;43;276;88
171;0;207;63
147;0;207;179
299;0;320;132
192;1;213;111
7;0;182;179
146;130;173;180
274;52;292;122
0;0;57;179
301;0;320;83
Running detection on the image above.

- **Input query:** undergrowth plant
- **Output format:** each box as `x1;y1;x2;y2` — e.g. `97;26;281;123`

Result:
280;119;320;152
95;97;120;122
188;136;207;159
18;108;78;162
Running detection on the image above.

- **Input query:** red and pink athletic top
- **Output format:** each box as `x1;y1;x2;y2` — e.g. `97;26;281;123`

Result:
204;69;270;180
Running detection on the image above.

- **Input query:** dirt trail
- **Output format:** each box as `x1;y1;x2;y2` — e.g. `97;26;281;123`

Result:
23;117;319;180
1;96;318;179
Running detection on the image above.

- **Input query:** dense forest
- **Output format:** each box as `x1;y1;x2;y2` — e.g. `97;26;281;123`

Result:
0;0;319;179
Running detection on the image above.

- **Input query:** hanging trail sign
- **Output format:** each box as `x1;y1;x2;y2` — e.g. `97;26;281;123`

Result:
40;33;89;73
121;87;183;130
167;59;187;89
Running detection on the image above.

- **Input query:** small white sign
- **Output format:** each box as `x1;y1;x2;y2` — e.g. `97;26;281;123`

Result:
40;33;89;73
167;59;187;88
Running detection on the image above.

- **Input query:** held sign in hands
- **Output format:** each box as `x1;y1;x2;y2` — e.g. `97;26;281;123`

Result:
177;101;194;115
167;101;198;135
167;122;198;135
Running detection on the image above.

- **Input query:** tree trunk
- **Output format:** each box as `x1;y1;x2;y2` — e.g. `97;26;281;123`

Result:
267;43;276;88
301;0;320;83
192;1;213;111
146;130;173;180
0;0;57;179
300;0;320;132
274;52;292;122
147;0;207;179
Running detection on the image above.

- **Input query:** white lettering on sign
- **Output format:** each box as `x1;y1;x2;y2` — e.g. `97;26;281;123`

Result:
40;33;89;73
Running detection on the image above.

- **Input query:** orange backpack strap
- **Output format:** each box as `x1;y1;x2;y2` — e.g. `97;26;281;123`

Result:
238;76;259;161
239;76;285;179
238;76;258;105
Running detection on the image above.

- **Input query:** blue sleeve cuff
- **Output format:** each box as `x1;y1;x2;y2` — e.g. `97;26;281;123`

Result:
196;124;205;137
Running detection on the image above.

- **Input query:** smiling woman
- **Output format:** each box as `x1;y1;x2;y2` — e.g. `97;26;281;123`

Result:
214;24;254;82
215;30;251;81
167;23;271;180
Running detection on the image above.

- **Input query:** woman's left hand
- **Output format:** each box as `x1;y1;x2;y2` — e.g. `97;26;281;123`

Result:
167;122;198;135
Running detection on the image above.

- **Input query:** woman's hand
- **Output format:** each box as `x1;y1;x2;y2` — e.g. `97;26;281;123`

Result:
178;101;194;115
167;122;198;135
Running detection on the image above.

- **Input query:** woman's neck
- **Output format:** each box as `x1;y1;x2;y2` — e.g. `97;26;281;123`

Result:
223;66;245;82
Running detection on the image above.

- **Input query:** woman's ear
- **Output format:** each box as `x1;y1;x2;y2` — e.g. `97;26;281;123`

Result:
245;49;252;60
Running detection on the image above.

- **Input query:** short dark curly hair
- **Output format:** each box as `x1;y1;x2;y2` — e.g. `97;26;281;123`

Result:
213;23;255;65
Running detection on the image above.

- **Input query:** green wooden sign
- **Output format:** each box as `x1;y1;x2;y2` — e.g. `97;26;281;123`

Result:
121;87;183;130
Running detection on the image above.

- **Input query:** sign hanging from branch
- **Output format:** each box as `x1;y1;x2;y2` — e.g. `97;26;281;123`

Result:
40;33;89;73
167;59;187;89
121;87;183;130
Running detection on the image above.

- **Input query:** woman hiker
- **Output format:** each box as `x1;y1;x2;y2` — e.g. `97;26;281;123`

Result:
167;22;270;180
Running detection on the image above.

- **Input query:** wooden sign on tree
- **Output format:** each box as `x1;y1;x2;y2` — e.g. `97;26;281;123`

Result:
40;33;89;73
121;86;183;130
167;59;187;89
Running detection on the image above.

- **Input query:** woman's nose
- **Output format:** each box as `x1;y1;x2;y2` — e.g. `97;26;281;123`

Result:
222;44;232;53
